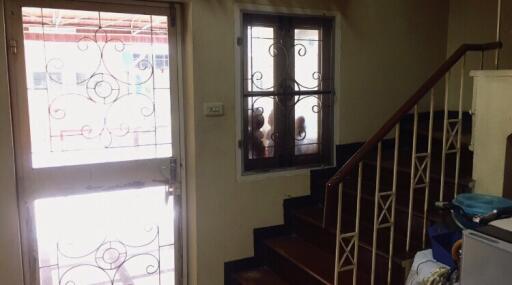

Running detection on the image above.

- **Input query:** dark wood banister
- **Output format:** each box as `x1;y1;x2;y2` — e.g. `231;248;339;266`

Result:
326;41;503;191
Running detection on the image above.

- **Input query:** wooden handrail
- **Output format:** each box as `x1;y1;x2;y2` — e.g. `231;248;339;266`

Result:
326;41;502;191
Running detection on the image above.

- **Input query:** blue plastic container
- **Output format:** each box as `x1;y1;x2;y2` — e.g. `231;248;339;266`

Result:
428;224;462;268
453;193;512;216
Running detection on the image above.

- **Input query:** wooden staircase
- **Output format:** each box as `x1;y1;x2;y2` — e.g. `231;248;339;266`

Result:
226;112;471;285
225;42;502;285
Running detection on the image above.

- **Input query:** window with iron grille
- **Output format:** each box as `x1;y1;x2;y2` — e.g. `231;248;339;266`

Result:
241;13;335;173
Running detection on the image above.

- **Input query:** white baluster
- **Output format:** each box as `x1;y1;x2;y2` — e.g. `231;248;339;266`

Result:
406;105;418;252
454;56;465;196
423;91;435;248
387;124;400;285
440;71;450;202
371;143;382;285
353;163;362;285
334;183;343;285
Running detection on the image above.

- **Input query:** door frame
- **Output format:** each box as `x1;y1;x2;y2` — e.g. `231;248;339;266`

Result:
3;0;188;284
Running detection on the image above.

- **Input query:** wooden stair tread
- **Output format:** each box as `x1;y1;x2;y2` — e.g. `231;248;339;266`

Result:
293;205;324;226
264;236;334;285
234;267;288;285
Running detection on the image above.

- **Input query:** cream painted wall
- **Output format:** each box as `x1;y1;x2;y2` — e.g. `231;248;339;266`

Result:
337;0;449;142
184;3;315;285
447;0;499;55
446;0;512;69
499;0;512;68
446;0;502;110
184;1;449;285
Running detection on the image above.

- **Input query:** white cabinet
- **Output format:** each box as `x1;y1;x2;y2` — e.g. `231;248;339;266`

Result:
470;70;512;196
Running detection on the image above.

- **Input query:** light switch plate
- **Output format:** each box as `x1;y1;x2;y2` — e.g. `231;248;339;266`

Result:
204;102;224;116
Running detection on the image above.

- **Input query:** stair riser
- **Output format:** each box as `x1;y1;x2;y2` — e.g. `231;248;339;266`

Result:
262;243;329;285
254;226;291;263
225;257;262;285
289;213;336;253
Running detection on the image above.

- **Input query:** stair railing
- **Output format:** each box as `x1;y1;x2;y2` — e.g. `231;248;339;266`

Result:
326;42;502;285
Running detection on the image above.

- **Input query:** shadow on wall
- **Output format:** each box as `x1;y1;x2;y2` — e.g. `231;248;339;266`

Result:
197;0;345;14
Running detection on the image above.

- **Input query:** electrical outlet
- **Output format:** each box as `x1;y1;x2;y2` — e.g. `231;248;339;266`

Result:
204;102;224;116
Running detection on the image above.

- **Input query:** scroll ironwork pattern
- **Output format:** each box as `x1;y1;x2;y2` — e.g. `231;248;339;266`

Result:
22;8;172;160
55;226;167;285
46;27;156;148
246;26;327;158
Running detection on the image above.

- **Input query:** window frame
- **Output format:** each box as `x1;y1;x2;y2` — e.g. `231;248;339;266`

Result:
240;11;336;174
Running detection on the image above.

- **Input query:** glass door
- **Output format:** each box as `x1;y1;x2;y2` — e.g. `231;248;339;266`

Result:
5;0;183;284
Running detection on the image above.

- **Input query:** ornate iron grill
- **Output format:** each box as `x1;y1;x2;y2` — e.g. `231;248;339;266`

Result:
45;226;172;285
22;7;173;167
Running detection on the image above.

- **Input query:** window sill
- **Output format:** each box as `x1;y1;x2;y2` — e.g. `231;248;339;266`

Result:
237;162;334;182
